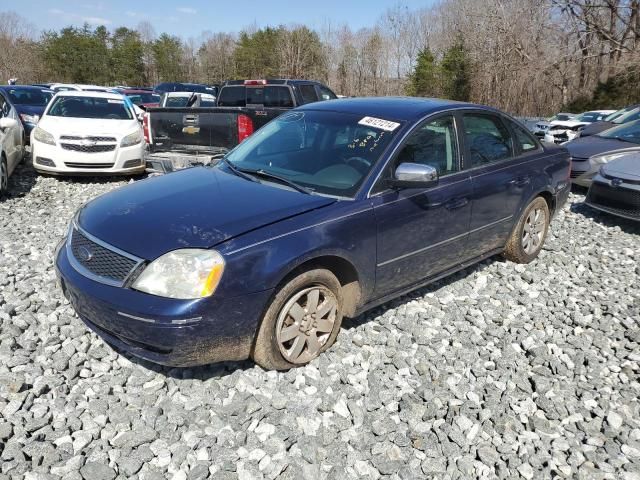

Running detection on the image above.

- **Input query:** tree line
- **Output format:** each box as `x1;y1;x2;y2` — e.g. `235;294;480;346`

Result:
1;1;639;116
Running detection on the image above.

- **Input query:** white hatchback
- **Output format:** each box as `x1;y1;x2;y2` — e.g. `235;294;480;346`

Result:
31;91;145;175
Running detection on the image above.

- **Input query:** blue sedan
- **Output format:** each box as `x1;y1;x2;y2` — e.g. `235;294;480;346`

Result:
55;98;571;369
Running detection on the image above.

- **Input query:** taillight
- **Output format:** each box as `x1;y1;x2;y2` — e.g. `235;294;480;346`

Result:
237;114;253;143
244;79;267;85
143;112;151;144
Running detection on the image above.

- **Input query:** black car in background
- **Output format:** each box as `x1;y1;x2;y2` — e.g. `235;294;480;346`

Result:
153;82;218;97
579;104;640;138
0;86;54;144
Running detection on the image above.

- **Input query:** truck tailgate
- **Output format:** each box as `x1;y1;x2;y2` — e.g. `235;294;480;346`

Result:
148;107;245;152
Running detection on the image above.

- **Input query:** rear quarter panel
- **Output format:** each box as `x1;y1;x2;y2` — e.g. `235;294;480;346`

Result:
521;144;571;216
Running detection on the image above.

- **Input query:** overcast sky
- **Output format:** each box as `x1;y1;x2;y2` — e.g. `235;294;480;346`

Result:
18;0;437;38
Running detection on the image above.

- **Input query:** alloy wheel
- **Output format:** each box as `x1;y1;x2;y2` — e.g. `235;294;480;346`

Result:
275;285;338;364
522;207;546;255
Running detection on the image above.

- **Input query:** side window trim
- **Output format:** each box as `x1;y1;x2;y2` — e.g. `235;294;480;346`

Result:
369;112;463;195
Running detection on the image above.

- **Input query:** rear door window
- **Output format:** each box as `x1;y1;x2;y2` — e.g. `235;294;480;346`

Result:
217;86;246;107
508;120;539;153
463;114;514;167
299;84;319;104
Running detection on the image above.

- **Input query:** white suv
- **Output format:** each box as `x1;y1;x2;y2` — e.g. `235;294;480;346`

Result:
31;91;145;175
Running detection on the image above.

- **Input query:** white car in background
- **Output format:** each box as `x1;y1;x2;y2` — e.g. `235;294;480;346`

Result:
31;91;145;175
50;84;117;93
159;92;217;108
0;100;25;195
544;110;616;144
533;112;576;138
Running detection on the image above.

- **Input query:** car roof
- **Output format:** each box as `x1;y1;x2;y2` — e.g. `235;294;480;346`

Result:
0;85;52;92
122;89;157;94
54;91;126;100
296;96;484;122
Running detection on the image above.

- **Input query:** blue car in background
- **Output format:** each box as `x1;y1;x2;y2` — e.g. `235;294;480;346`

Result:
0;85;54;144
55;97;571;369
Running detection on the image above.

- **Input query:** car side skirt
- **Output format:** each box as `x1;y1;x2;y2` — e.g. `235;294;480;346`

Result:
353;247;504;317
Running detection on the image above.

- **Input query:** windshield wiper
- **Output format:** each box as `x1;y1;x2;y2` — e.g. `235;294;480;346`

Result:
245;169;314;195
219;157;259;183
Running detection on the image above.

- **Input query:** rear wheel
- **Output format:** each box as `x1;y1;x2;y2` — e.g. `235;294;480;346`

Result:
0;157;8;197
503;196;550;263
252;269;343;370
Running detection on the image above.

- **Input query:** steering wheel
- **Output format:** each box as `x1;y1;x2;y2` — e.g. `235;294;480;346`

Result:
345;157;372;175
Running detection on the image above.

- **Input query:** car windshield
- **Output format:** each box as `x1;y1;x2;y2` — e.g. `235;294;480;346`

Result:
127;93;160;104
47;96;133;120
596;120;640;144
6;88;53;106
604;107;628;122
612;106;640;124
222;110;402;197
163;94;216;107
551;114;573;121
576;112;603;122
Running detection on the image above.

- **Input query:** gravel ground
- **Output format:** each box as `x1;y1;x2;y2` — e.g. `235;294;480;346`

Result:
1;158;639;480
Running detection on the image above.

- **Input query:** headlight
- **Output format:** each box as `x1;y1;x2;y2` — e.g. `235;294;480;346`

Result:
19;113;39;124
591;152;629;165
120;130;143;147
132;249;225;299
33;126;55;145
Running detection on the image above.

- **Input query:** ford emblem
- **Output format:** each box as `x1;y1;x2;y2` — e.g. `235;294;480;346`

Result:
77;246;93;262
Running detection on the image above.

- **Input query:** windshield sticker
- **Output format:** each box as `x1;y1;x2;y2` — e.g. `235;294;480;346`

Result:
358;116;400;132
107;99;124;104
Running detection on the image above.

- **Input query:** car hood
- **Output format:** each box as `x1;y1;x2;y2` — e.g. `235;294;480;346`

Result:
15;104;47;117
39;116;140;140
549;120;586;129
600;153;640;181
77;166;336;260
566;135;640;159
579;121;613;137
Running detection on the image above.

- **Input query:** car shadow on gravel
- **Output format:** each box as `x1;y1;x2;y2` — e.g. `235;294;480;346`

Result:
3;157;38;199
570;201;640;235
345;256;499;331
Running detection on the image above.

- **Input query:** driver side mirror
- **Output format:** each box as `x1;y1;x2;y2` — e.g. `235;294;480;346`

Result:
387;162;439;189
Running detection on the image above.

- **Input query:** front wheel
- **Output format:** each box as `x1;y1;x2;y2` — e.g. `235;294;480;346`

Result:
252;269;343;370
0;157;8;197
503;197;550;263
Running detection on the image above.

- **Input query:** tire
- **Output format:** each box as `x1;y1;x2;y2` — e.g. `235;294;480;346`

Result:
503;196;550;263
252;269;344;370
0;156;8;197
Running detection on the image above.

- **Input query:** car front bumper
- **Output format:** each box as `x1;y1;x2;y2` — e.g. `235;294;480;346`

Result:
570;158;599;187
585;174;640;221
32;139;146;175
55;239;273;367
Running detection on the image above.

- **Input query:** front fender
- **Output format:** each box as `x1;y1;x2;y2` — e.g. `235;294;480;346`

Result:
215;201;377;302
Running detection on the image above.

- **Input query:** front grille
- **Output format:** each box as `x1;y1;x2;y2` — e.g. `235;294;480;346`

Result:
60;135;116;142
64;162;115;169
69;228;139;284
61;143;116;153
570;170;586;179
586;182;640;218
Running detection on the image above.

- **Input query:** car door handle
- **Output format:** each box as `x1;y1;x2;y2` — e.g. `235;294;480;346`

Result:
445;197;469;210
509;177;530;187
